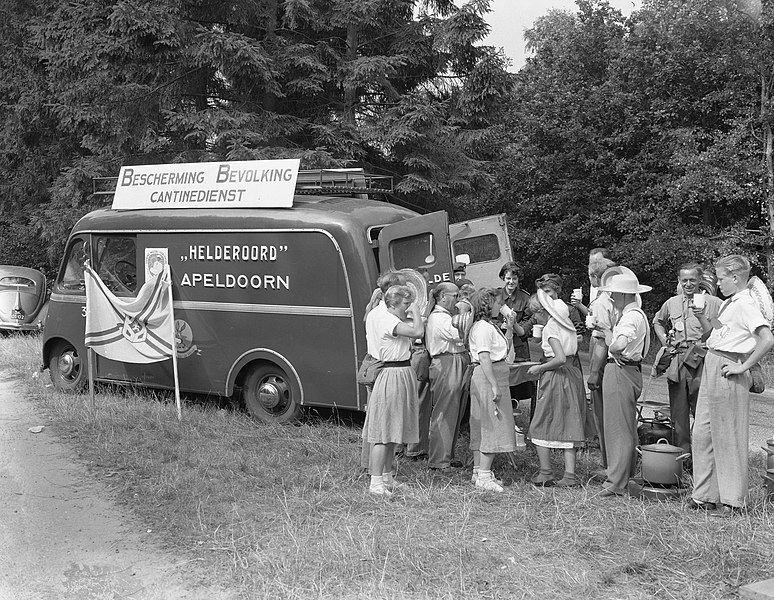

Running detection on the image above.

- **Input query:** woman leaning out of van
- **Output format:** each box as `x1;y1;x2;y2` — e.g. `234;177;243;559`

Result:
468;288;522;492
363;285;425;497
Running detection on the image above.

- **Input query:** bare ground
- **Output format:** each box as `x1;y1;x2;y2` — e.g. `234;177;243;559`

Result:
0;368;236;600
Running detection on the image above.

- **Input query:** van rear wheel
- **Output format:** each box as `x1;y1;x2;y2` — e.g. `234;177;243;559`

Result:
49;341;86;392
243;363;300;424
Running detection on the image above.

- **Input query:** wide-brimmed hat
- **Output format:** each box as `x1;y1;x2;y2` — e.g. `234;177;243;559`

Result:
537;289;575;332
598;266;652;294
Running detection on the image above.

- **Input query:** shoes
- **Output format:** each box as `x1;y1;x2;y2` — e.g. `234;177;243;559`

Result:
368;484;393;497
711;504;746;518
687;498;716;511
555;474;580;488
450;459;464;468
471;470;503;485
475;474;504;493
597;488;624;498
531;472;555;487
406;453;428;461
430;466;453;474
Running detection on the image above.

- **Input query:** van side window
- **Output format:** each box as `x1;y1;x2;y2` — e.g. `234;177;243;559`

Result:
452;234;500;265
58;238;88;292
94;236;137;296
389;232;436;269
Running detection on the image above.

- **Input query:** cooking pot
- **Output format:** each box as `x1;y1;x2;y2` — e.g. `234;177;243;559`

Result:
762;440;774;471
763;469;774;501
637;438;690;486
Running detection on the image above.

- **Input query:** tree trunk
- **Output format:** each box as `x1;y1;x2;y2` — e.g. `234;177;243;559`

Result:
342;23;358;126
762;69;774;282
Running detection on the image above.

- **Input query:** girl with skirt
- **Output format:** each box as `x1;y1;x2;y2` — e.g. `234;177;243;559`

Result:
468;288;521;492
527;289;587;487
691;255;774;514
363;285;425;497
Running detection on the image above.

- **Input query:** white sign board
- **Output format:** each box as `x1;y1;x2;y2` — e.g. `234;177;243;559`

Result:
112;159;300;210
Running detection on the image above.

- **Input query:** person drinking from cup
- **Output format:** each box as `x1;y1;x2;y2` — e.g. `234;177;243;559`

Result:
652;263;723;458
526;290;587;487
596;266;652;498
585;257;618;470
362;285;425;496
424;282;470;471
689;255;774;514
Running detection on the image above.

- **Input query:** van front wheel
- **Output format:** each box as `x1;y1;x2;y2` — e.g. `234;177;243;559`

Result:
49;342;86;392
243;364;300;424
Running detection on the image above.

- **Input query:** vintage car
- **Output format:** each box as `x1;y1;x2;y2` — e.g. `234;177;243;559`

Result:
0;265;48;333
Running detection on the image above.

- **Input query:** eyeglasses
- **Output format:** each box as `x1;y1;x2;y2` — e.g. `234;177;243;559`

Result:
444;293;459;298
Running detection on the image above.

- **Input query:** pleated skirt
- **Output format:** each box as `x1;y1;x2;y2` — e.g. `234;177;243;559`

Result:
362;366;419;445
529;363;586;443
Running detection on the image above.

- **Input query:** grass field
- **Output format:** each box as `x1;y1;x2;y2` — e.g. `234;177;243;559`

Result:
3;334;774;599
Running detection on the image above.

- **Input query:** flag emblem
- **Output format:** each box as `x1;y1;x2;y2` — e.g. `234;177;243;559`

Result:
85;265;174;363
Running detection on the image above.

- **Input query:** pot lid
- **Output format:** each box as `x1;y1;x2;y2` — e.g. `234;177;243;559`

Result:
641;438;684;453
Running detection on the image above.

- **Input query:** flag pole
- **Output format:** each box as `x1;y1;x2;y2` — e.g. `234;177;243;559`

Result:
165;264;182;420
87;347;95;407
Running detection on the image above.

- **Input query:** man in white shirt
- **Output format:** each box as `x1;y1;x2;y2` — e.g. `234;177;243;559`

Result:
597;266;652;497
425;282;470;470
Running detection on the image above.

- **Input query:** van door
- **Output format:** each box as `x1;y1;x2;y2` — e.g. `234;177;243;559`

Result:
449;213;512;289
377;211;454;287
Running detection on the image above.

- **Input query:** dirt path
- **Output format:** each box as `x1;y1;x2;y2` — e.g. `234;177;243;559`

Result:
0;369;235;600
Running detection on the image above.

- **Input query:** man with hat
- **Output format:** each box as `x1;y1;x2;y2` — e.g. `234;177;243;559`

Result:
453;257;474;287
424;282;470;470
597;266;652;497
652;263;723;457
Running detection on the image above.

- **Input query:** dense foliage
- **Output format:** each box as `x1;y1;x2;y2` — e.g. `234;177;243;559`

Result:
0;0;509;275
2;0;774;308
491;0;773;309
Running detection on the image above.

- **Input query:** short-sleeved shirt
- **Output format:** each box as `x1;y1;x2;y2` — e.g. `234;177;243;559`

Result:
365;301;388;357
370;307;412;361
609;303;650;362
541;318;578;358
653;294;722;344
588;291;617;340
708;289;769;354
426;306;465;357
469;320;509;363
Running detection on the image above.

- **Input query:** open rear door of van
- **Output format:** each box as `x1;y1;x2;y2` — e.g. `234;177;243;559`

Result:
449;213;513;289
378;211;454;288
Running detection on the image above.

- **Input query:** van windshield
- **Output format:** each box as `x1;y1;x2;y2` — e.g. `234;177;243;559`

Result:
94;236;137;296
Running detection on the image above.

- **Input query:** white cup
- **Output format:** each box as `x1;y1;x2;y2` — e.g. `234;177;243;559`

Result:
585;314;597;328
692;293;706;309
532;324;544;339
572;288;583;302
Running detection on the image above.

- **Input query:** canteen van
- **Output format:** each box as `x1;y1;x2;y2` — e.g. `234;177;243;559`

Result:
42;163;512;422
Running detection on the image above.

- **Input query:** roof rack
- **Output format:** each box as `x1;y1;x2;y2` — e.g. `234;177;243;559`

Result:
91;168;393;197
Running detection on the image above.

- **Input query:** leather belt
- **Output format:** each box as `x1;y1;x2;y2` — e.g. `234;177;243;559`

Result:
432;351;467;358
607;358;642;369
382;360;411;368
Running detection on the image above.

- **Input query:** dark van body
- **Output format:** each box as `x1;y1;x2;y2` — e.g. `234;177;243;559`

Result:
43;193;510;422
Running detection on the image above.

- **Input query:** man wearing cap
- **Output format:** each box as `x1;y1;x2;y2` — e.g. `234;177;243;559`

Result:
597;266;652;497
453;262;474;287
423;282;470;470
652;263;723;457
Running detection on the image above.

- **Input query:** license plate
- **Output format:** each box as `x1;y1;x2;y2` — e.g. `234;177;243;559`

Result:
11;311;24;320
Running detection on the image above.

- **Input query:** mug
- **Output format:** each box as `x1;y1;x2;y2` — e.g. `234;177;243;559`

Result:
692;293;706;309
585;314;597;328
532;324;544;339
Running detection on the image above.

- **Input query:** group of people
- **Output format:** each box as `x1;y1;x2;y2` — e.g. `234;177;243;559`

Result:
359;250;774;515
